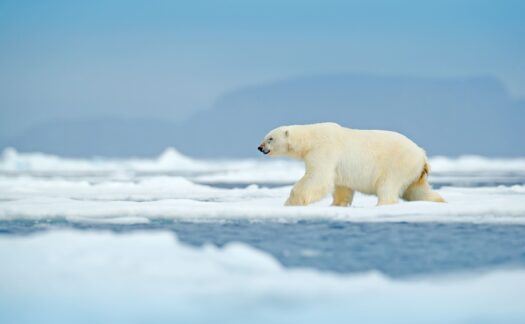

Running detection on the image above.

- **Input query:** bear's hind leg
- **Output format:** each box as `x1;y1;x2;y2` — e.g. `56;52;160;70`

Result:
376;185;401;206
332;186;354;207
403;179;445;203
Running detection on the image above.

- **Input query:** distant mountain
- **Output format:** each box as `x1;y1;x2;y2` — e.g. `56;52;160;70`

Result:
3;74;524;157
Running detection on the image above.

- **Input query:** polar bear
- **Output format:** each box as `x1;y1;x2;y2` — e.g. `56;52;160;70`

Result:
257;122;445;206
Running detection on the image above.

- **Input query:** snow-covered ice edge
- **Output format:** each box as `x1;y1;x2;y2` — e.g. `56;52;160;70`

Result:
1;175;524;224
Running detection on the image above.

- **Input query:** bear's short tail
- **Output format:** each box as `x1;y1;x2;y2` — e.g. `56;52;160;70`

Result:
416;161;430;186
403;161;446;203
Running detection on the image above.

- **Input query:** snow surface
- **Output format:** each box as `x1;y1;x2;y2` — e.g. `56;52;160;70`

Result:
1;230;524;324
1;176;525;224
1;148;525;224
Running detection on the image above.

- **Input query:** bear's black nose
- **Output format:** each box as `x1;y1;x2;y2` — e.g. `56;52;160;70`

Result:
258;146;264;152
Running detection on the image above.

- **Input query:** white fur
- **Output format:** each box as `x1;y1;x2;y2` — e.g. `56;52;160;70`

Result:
258;122;445;206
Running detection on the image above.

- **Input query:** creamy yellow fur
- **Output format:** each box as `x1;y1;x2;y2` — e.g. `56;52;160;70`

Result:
258;122;445;206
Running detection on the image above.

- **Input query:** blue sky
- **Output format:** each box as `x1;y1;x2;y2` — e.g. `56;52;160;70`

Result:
1;0;524;139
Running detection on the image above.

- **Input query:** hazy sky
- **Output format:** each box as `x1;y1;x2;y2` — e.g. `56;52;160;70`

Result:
1;0;524;139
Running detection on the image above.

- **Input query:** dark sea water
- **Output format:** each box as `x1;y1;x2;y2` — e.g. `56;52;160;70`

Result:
2;219;525;278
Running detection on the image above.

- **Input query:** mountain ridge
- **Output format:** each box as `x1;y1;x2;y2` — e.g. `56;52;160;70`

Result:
3;74;523;157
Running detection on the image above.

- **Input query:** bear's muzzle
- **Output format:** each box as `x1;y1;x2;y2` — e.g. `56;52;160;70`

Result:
258;145;270;155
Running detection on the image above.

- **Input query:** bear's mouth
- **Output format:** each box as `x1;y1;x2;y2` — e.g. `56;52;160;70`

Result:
258;146;270;155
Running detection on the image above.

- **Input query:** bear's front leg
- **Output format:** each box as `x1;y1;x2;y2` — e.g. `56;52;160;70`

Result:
286;187;321;206
285;173;334;206
285;189;309;206
332;185;354;207
285;183;318;206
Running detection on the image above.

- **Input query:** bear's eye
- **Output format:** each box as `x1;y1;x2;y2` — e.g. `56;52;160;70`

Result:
268;137;273;142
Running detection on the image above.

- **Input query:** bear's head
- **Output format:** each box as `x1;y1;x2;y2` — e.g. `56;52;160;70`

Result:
258;123;340;158
257;126;290;157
